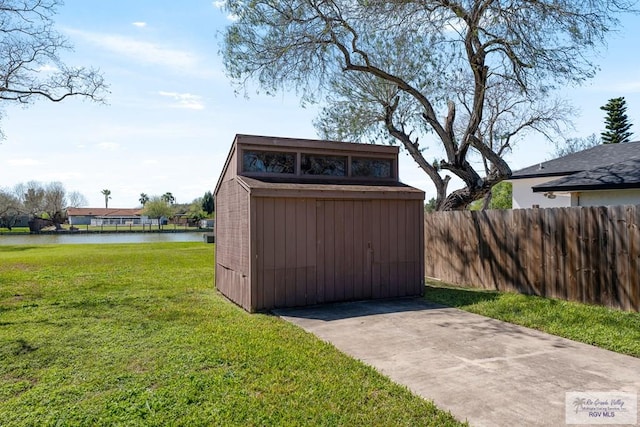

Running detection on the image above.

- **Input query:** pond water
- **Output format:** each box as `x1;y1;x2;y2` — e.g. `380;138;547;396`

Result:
0;232;207;245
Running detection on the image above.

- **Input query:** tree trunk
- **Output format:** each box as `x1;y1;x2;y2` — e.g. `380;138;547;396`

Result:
438;183;493;211
481;191;493;210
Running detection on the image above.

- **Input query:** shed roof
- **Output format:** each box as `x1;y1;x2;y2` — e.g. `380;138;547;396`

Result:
233;133;399;155
237;176;424;200
532;157;640;192
511;141;640;179
215;134;424;199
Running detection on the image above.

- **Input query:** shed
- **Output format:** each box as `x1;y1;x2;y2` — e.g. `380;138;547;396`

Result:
214;134;425;312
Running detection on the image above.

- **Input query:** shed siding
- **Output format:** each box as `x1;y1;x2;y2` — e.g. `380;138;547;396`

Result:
215;178;251;309
255;197;318;310
252;197;424;311
215;134;425;312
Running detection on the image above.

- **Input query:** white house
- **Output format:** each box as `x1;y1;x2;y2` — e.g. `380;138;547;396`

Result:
509;142;640;208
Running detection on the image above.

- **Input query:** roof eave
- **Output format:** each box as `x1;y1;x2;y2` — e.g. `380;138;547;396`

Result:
510;171;579;180
533;183;640;193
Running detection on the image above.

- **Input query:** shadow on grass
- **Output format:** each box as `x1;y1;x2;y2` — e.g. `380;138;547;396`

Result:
424;282;501;308
0;246;39;252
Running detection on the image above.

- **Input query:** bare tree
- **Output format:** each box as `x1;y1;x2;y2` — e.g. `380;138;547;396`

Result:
222;0;634;210
67;191;88;208
0;189;22;229
552;133;601;158
42;181;66;227
8;181;85;228
21;182;46;216
0;0;108;138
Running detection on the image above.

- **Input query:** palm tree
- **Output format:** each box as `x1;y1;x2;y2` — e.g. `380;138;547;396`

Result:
101;189;112;209
139;193;149;206
572;397;586;414
161;192;175;205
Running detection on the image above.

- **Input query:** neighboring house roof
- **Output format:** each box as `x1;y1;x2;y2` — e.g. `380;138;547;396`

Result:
511;141;640;179
532;158;640;193
66;208;143;217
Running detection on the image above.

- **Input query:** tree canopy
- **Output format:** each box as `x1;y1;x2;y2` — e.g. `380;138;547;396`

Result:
0;0;108;138
202;191;214;215
469;181;512;210
222;0;634;210
600;97;634;144
142;196;174;222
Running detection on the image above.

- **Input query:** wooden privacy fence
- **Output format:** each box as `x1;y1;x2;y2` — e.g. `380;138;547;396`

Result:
424;205;640;311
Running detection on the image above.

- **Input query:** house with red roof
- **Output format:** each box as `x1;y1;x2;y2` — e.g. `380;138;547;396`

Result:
66;207;145;226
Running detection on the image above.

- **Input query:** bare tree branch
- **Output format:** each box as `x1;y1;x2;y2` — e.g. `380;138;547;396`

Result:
0;0;108;138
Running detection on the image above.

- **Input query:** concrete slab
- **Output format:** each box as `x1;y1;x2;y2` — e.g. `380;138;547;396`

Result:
275;299;640;427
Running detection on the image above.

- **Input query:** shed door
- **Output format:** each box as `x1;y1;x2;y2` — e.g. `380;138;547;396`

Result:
256;198;317;309
315;200;373;303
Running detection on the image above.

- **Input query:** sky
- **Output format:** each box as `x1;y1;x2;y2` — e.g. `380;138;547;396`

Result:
1;1;640;208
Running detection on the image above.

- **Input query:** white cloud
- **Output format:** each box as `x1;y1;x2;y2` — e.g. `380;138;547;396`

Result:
7;158;41;166
212;0;237;21
37;64;59;73
158;91;205;110
132;22;147;28
66;29;200;73
97;142;120;151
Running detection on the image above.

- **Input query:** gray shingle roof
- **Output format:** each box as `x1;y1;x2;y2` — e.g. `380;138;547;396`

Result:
511;141;640;179
532;157;640;192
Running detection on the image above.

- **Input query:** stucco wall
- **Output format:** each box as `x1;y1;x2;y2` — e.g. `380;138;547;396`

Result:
572;189;640;206
510;176;571;209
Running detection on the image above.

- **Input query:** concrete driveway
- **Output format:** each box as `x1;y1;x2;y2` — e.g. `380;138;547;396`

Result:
275;298;640;427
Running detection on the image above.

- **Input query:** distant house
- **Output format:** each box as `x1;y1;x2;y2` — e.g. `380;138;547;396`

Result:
509;142;640;208
199;219;215;228
66;208;146;226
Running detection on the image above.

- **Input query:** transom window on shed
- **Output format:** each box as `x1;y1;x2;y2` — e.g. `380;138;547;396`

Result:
243;150;295;174
241;146;395;180
351;157;393;178
301;154;347;176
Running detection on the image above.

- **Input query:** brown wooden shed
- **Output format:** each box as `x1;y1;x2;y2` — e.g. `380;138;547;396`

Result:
214;134;425;312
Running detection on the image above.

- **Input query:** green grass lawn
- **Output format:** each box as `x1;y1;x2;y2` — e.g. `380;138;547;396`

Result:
0;243;462;426
0;227;30;234
424;280;640;358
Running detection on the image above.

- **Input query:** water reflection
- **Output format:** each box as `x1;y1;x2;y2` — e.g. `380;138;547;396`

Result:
0;232;206;245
